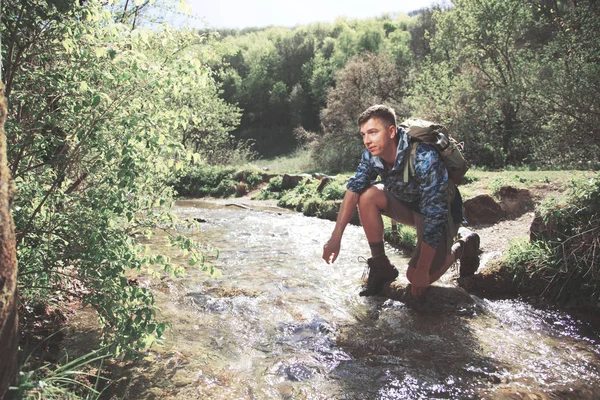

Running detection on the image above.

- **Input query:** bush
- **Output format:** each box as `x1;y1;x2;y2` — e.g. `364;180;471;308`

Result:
301;198;322;217
277;178;319;210
172;165;267;198
321;179;346;200
246;172;264;189
215;179;237;197
266;176;284;192
232;169;265;191
384;223;417;252
315;201;340;222
488;177;509;198
172;164;236;197
506;173;600;306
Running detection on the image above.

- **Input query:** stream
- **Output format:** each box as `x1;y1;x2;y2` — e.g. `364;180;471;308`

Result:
130;199;600;399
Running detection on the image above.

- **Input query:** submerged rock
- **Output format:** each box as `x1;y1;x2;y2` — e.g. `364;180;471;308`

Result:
382;281;475;311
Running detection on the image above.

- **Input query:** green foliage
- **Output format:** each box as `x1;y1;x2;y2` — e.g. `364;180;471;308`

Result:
321;180;346;201
277;178;320;210
233;169;264;190
313;52;409;173
197;1;600;170
504;238;554;276
525;0;600;168
266;176;284;192
384;223;417;252
3;0;225;356
172;164;267;198
252;175;285;200
314;201;340;221
12;344;111;400
260;176;347;217
506;173;600;306
213;16;415;157
301;197;322;217
253;189;281;201
488;177;509;198
244;172;264;189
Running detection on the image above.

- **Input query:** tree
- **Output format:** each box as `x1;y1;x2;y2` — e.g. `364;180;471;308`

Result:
0;82;18;400
2;0;225;357
415;0;537;166
315;53;408;172
526;0;600;167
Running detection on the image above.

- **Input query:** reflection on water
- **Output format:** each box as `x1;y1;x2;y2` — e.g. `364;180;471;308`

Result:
133;199;600;399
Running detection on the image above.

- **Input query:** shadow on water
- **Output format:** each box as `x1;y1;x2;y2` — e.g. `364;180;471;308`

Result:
90;199;600;399
331;299;497;399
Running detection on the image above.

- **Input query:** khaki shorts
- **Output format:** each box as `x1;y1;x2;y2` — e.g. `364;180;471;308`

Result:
380;185;457;274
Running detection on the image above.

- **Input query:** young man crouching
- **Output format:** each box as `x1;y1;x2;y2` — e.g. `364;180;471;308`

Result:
322;104;479;297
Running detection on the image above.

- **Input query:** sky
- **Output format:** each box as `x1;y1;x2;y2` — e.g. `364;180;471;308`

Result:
184;0;442;29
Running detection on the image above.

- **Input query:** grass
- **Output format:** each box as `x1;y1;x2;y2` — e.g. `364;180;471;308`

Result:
457;168;595;200
250;148;332;174
246;156;595;201
12;341;112;400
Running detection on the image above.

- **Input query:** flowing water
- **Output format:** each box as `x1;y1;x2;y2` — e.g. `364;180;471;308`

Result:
131;199;600;399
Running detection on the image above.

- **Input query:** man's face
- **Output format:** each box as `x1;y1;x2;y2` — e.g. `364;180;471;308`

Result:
360;117;396;157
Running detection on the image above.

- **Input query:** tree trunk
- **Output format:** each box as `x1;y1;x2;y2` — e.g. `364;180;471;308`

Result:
0;82;18;398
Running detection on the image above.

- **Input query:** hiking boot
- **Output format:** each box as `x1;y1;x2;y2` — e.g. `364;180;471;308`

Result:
359;255;399;297
458;232;480;277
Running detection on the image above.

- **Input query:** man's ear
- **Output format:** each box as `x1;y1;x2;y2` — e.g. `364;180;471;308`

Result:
389;124;396;139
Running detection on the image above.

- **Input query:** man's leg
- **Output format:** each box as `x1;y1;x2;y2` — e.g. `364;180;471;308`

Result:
405;212;458;284
358;185;415;238
356;185;414;296
405;214;479;285
358;184;415;256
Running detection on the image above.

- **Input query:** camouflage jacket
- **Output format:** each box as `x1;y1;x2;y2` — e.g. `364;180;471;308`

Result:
346;128;449;249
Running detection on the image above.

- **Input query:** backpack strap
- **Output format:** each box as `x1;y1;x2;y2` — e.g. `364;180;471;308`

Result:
445;181;458;254
403;141;420;182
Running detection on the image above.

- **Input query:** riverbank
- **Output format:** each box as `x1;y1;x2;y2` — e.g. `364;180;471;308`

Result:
193;167;599;311
14;168;599;399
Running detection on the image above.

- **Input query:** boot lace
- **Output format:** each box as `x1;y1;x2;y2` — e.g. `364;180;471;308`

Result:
358;256;370;281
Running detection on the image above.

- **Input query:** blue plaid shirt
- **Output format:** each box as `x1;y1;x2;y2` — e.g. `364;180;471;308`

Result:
347;128;448;249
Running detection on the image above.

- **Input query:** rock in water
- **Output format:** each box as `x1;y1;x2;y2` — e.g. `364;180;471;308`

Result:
382;281;474;311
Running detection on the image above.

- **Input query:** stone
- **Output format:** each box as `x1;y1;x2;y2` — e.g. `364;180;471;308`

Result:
464;194;505;226
382;281;475;311
316;177;332;193
497;186;533;218
281;174;311;190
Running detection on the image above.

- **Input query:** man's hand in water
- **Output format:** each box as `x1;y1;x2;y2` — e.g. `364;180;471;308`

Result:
409;267;430;296
322;237;341;264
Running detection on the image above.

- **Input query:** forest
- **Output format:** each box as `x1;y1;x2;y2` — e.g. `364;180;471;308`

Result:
0;0;599;398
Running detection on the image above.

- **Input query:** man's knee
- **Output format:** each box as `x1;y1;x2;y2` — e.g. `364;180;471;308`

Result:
357;185;386;209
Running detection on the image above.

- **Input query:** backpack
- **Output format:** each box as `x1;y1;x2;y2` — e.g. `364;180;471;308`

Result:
398;119;469;185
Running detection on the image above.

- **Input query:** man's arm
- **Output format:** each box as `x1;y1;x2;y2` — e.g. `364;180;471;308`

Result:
323;149;377;264
322;189;360;264
411;144;449;295
410;242;436;296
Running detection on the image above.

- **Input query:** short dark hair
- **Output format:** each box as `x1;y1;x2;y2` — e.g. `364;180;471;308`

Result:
358;104;397;129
